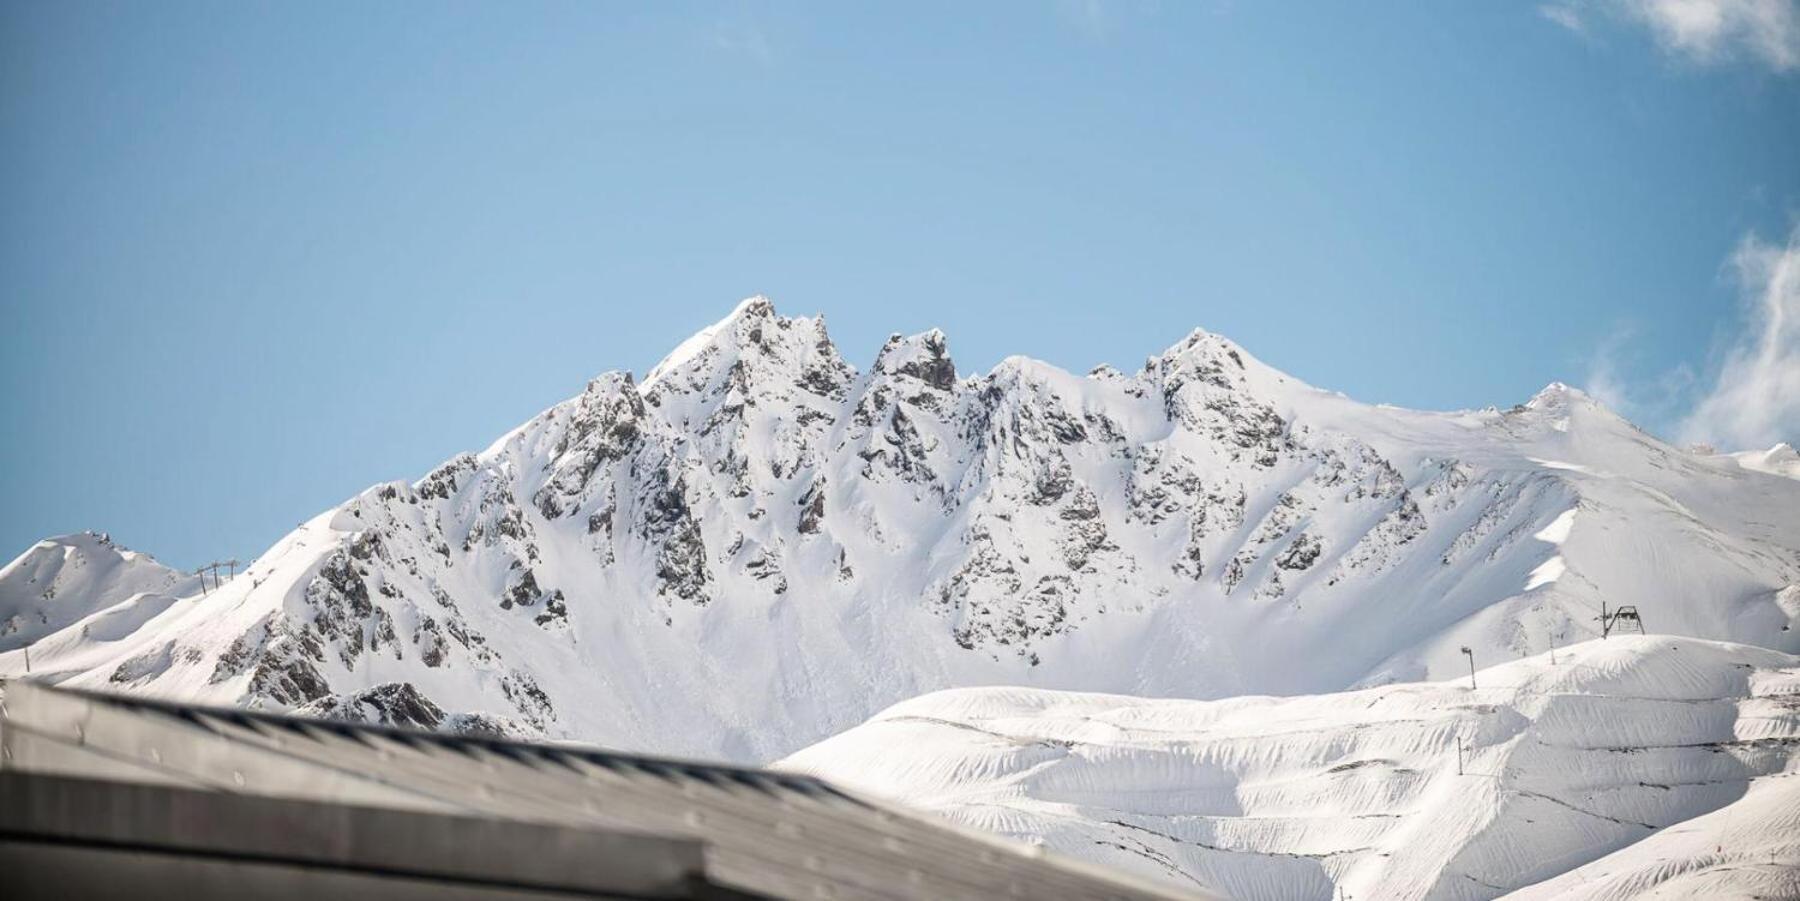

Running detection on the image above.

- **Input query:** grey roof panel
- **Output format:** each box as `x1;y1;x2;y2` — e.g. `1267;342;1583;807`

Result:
0;679;1217;901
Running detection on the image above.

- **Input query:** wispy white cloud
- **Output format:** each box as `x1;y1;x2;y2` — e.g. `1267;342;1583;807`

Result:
1057;0;1114;38
1539;4;1590;36
1053;0;1169;41
1541;0;1800;71
709;19;774;65
1583;329;1637;414
1581;323;1698;428
1678;229;1800;450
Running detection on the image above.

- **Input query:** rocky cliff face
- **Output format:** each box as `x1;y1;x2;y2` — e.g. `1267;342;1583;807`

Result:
6;297;1799;762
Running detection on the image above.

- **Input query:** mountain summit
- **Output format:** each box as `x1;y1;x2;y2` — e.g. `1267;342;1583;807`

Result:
4;298;1797;761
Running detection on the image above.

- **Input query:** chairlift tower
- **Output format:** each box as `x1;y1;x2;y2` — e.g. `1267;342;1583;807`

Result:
1599;601;1646;638
192;559;242;596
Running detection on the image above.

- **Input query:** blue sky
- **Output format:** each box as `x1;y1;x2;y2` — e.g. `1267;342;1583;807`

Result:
3;1;1796;569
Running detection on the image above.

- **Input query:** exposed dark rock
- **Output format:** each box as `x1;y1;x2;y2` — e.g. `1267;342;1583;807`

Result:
294;682;446;731
875;330;958;391
1277;533;1324;571
533;590;568;627
797;478;827;534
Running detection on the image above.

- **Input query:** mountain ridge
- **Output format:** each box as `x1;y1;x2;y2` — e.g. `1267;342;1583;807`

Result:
2;297;1796;764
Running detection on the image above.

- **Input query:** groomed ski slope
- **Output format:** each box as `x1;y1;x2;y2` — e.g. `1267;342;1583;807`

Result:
780;636;1800;900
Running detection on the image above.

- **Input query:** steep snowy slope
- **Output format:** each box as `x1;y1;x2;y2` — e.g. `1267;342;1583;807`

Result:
2;297;1797;761
780;637;1800;901
0;532;197;655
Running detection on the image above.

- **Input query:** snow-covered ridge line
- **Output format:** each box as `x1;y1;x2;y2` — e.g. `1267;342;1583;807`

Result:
1;531;198;656
780;637;1800;900
1;296;1796;768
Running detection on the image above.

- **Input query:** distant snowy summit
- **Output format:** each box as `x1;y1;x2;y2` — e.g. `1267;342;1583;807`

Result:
0;531;197;655
2;297;1797;764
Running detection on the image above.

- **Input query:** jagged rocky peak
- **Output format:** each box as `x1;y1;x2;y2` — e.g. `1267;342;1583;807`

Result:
1146;326;1258;391
872;328;957;391
9;291;1800;773
639;295;852;405
539;371;646;500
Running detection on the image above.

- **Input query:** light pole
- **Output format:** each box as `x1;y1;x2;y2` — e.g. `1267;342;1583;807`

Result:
1461;646;1476;689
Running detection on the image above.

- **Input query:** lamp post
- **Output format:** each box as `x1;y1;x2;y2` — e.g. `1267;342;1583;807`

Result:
1461;646;1476;689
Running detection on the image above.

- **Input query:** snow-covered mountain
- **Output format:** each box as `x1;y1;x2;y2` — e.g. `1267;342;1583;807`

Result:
780;636;1800;901
0;532;198;657
2;297;1797;764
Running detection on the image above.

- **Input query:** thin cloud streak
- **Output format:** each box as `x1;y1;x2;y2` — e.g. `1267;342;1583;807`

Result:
1541;0;1800;71
1539;4;1590;36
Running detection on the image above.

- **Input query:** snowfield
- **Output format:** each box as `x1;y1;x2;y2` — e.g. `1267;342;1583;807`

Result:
781;637;1800;900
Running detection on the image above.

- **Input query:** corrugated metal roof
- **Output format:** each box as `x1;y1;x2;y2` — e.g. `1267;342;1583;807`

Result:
0;680;1215;900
